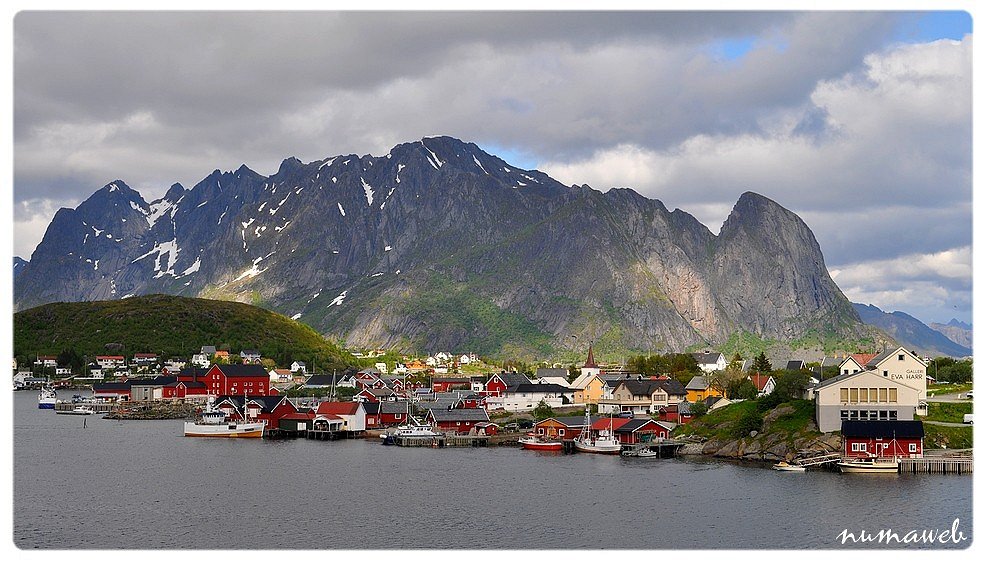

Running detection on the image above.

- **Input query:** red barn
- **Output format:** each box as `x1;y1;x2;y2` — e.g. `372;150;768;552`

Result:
161;380;208;399
483;372;531;397
431;378;471;393
204;364;270;396
841;420;924;459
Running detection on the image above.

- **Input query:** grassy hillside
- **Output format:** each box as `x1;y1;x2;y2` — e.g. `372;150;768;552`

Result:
14;294;353;369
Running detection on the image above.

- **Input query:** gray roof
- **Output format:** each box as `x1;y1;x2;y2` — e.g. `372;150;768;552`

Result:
379;401;414;414
812;371;859;391
425;408;490;422
785;360;805;371
200;346;217;355
535;368;569;378
613;378;687;397
540;415;589;427
496;372;532;388
415;399;459;411
506;383;571;394
865;349;897;369
685;376;708;391
820;356;844;368
691;352;723;365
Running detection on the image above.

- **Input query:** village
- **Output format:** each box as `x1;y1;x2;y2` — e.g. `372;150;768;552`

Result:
15;340;973;473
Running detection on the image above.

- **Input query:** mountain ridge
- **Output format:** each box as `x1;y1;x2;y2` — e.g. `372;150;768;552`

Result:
853;303;970;357
16;136;876;357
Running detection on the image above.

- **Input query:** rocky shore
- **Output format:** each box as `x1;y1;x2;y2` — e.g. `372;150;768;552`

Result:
677;403;841;463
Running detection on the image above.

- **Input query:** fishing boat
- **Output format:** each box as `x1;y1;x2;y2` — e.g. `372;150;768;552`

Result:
772;461;806;472
183;396;264;438
621;447;659;458
573;410;621;454
38;386;57;409
56;405;95;416
837;456;899;473
518;434;563;451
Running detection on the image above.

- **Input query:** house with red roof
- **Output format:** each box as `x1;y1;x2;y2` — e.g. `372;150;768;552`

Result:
315;401;367;432
749;373;776;396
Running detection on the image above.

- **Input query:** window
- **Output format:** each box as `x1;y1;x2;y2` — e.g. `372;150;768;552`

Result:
840;410;849;420
878;410;888;420
558;429;565;436
849;410;859;420
849;388;859;403
859;388;868;403
909;443;917;453
537;428;544;435
888;410;898;420
859;410;869;420
888;388;898;403
840;389;849;402
879;388;888;402
898;354;904;361
883;370;889;377
851;442;867;452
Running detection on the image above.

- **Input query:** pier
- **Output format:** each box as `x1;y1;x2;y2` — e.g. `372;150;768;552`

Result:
620;441;686;458
899;456;973;474
54;401;119;414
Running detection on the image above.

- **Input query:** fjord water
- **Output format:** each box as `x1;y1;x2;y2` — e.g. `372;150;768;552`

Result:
14;391;971;549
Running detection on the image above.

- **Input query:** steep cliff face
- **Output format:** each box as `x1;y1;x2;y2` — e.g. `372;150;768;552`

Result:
15;136;865;355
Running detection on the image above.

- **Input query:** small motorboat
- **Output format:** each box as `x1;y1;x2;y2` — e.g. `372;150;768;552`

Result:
518;434;563;451
772;461;806;472
56;405;95;415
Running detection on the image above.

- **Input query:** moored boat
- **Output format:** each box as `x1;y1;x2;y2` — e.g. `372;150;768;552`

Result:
38;386;57;409
519;434;563;451
772;461;806;472
573;410;621;454
837;457;899;473
183;396;264;438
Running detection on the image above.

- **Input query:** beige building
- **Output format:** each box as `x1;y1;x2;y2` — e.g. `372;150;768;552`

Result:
597;378;687;415
812;370;920;433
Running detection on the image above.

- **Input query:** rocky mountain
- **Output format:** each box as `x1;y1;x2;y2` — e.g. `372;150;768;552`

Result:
853;303;970;357
15;136;871;356
929;319;972;351
13;257;28;278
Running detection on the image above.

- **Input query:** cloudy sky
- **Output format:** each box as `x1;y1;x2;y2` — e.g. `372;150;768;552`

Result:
12;11;972;325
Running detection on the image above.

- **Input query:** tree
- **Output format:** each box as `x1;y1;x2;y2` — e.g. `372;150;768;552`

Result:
773;369;810;400
532;399;555;420
689;401;709;417
735;406;764;437
752;352;773;373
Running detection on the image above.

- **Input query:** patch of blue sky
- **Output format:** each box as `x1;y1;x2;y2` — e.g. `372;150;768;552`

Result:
482;143;539;171
704;35;786;63
892;11;972;43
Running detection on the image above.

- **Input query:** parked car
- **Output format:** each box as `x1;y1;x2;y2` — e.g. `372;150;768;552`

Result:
966;390;974;399
503;422;519;432
963;414;973;424
518;420;534;429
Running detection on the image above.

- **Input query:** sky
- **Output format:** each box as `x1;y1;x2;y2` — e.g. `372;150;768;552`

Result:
10;10;973;326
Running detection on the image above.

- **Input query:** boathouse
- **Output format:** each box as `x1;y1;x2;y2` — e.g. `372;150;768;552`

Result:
841;420;924;459
533;416;588;440
424;407;490;434
205;364;271;396
315;401;367;431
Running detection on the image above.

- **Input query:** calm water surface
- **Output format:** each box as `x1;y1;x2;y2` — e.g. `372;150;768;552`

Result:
13;391;972;549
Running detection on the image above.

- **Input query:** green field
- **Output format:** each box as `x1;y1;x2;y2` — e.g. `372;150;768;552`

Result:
926;402;974;423
676;399;817;441
927;382;974;396
924;423;973;450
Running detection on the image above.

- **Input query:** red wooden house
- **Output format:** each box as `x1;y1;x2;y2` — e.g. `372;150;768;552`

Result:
91;381;131;399
484;372;531;397
424;407;490;434
214;395;298;427
204;364;270;396
355;387;396;402
613;419;673;444
431;378;471;393
658;401;693;425
379;401;414;426
362;402;381;428
532;416;588;439
841;420;924;459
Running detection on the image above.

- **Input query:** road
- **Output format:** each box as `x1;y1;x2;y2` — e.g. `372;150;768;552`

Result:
927;393;973;403
923;420;972;427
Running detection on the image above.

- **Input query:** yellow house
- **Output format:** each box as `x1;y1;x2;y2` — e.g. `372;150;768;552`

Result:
685;375;724;402
572;374;606;404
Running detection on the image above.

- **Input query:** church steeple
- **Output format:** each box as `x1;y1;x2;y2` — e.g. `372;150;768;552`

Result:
583;343;598;369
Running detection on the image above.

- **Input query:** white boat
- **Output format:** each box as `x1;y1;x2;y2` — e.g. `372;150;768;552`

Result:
38;387;57;409
56;405;95;415
183;396;264;438
772;461;806;472
837;457;899;473
622;447;659;458
519;435;563;451
573;410;622;454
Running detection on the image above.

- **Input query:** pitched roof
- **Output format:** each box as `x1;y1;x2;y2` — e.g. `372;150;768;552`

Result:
304;374;343;386
424;408;490;422
785;360;805;371
691;351;723;365
542;415;590;428
614;378;687;397
592;417;632;431
685;376;709;391
217;394;291;414
493;372;531;388
851;353;879;367
614;418;662;433
840;420;924;439
535;368;569;379
315;401;362;416
380;401;414;414
749;374;774;392
200;346;217;355
212;364;270;378
164;380;207;389
92;381;131;391
361;402;381;415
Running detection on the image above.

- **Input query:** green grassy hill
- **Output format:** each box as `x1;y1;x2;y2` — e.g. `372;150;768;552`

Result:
13;294;353;370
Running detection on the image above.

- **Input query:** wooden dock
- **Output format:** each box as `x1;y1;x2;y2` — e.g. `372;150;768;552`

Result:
54;401;119;414
264;428;362;440
899;456;973;474
620;441;686;458
793;453;842;468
